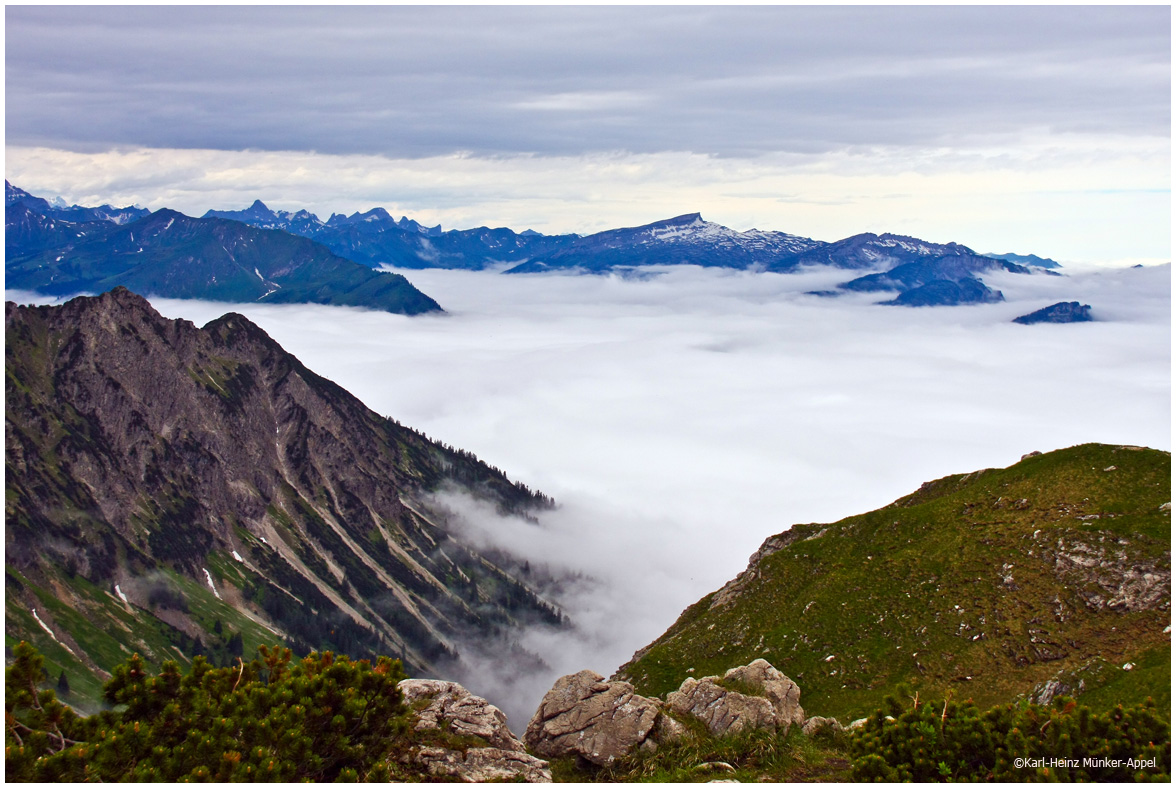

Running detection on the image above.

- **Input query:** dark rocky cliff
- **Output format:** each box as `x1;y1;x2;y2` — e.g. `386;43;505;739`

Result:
6;288;558;697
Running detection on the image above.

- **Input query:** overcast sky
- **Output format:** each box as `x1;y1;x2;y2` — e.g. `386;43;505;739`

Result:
5;5;1171;263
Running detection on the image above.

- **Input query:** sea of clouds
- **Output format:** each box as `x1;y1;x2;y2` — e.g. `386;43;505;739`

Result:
9;263;1169;727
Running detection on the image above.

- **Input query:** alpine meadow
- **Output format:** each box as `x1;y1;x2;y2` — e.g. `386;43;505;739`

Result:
6;5;1171;783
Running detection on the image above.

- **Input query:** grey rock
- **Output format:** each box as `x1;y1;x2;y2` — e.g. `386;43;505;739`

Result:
410;746;552;783
524;670;662;765
1044;539;1170;612
664;659;805;738
651;712;689;744
399;679;551;782
666;676;777;737
722;659;805;732
1030;679;1071;706
399;678;524;753
802;716;844;736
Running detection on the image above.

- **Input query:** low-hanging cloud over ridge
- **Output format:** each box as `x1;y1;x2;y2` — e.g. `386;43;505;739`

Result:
7;263;1168;727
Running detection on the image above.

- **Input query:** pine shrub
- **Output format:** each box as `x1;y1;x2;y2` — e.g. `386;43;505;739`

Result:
5;641;408;782
849;691;1170;782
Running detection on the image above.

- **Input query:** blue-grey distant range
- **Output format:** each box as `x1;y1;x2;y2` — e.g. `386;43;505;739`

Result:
8;181;1096;310
5;182;442;315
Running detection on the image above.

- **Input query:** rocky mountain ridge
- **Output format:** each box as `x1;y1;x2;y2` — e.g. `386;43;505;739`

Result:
5;288;558;708
207;197;571;272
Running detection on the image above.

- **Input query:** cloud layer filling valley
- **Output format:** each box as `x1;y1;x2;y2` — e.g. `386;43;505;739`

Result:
11;264;1167;727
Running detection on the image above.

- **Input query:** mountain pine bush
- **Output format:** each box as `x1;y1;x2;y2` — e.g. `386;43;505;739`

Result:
849;689;1170;782
5;641;408;781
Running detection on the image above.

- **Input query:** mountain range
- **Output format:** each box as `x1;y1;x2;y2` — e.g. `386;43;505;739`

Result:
5;288;559;711
5;183;442;315
205;199;1061;303
7;181;1075;309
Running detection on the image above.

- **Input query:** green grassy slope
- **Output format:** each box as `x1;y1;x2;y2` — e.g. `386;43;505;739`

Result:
617;444;1170;722
5;564;284;714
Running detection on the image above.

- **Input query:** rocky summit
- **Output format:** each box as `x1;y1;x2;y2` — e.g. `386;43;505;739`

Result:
5;288;559;710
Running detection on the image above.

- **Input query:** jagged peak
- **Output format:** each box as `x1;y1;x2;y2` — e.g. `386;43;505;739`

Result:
52;286;166;325
96;285;154;310
353;206;393;222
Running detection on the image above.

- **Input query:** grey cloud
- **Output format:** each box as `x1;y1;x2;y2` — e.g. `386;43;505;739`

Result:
6;6;1169;158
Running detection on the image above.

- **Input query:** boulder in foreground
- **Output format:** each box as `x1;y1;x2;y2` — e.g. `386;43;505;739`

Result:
398;678;552;782
523;670;662;766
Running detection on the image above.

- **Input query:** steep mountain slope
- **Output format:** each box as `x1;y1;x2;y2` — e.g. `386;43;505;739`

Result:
5;203;442;315
5;288;558;710
4;202;114;260
616;444;1170;720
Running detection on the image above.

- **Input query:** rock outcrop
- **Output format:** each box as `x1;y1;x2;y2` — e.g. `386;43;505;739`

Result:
524;670;662;765
1035;533;1171;612
666;659;804;737
667;676;776;737
709;532;810;610
398;678;551;782
526;659;807;767
400;679;524;752
725;660;805;730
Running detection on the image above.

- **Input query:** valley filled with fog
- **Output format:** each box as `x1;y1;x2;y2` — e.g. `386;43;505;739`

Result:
10;264;1168;727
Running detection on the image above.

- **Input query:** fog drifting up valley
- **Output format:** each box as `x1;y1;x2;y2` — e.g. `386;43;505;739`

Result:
9;263;1168;728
